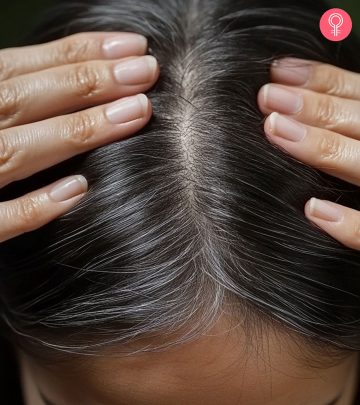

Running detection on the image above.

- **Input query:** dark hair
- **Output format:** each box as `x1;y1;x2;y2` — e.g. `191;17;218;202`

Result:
1;0;360;366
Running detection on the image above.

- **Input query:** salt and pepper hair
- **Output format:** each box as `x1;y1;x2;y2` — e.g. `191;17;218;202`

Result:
0;0;360;365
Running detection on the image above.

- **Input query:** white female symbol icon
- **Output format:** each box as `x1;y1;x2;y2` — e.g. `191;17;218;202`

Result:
328;13;344;37
320;8;352;41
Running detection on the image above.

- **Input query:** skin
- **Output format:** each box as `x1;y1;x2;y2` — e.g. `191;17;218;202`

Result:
1;33;360;405
257;57;360;251
16;314;359;405
0;31;160;242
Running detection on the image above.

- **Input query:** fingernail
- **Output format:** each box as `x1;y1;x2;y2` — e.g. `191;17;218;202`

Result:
271;58;312;85
263;84;303;114
308;198;344;222
268;112;306;142
103;34;148;58
105;94;148;124
49;175;88;202
114;55;157;85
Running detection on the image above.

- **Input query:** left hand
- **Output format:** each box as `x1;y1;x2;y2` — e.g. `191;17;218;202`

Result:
257;58;360;250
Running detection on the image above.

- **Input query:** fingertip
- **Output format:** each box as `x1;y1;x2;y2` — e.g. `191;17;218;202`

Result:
144;55;160;82
304;197;316;219
141;94;153;125
304;198;344;223
136;93;151;117
48;175;88;203
263;112;278;137
102;33;148;59
270;57;313;86
257;84;269;114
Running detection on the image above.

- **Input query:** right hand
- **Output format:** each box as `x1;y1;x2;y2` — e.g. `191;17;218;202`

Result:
0;31;159;243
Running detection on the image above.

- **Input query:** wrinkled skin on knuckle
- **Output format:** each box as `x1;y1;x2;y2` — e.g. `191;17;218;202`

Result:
56;35;97;65
315;95;337;129
314;64;345;96
329;98;354;131
13;195;42;233
0;133;19;181
70;63;102;98
0;133;13;166
0;82;22;128
62;112;98;147
315;134;344;169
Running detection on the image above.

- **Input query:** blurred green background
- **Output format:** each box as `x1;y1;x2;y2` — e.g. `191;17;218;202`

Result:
0;0;360;48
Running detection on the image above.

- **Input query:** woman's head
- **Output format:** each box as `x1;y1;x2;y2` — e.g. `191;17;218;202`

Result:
1;0;360;403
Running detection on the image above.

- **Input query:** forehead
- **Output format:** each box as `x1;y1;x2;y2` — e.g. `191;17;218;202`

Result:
19;315;356;405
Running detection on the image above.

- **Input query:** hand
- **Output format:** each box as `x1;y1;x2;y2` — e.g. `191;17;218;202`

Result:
0;32;159;243
257;58;360;250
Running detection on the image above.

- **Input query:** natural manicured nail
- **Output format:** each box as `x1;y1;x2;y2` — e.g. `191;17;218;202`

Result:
268;112;306;142
103;34;148;58
271;58;312;85
114;55;157;85
49;175;88;202
264;84;303;114
308;198;344;222
105;94;148;124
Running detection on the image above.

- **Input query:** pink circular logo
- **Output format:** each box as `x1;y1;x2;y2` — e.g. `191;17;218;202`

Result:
320;8;352;41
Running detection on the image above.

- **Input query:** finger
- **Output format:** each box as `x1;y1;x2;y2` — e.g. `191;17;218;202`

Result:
270;57;360;100
0;32;148;81
305;198;360;251
0;55;159;128
0;93;151;189
0;175;88;243
264;112;360;187
258;84;360;140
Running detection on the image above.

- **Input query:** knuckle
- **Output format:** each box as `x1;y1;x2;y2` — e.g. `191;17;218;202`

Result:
62;112;97;146
316;134;343;165
0;133;18;176
314;64;345;96
0;82;22;127
14;195;41;232
70;63;102;98
315;95;336;129
58;35;94;64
